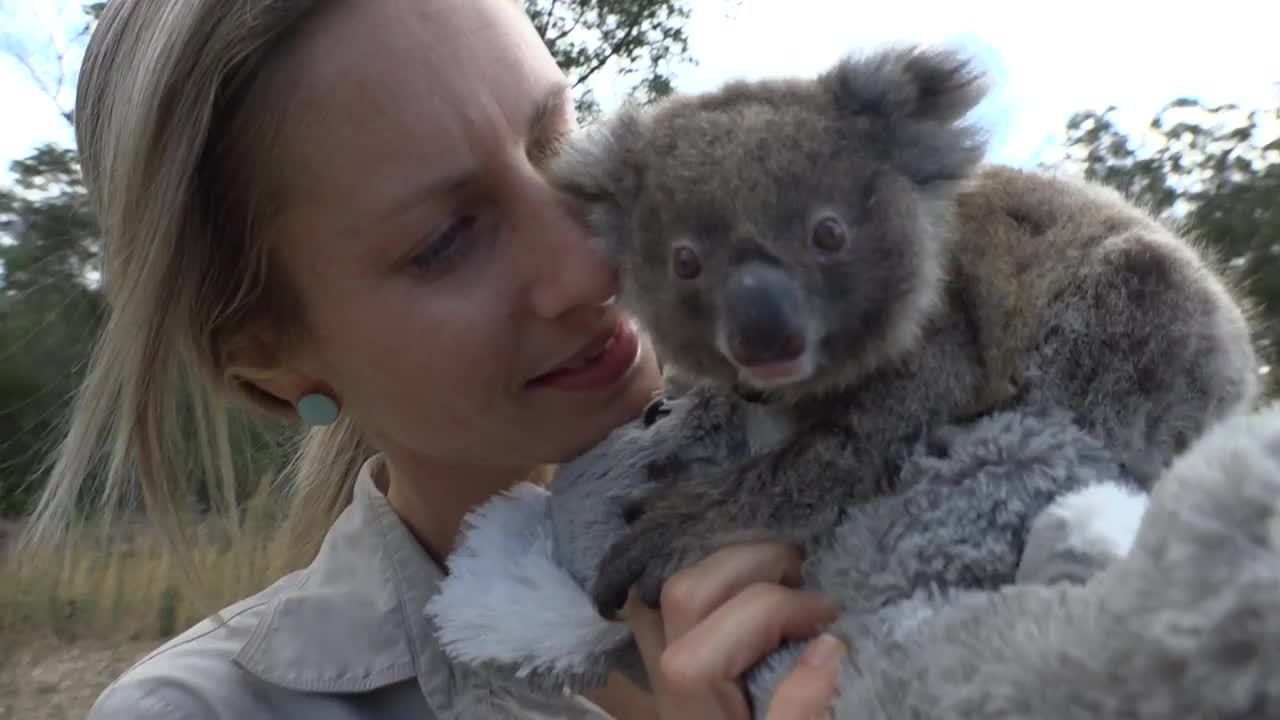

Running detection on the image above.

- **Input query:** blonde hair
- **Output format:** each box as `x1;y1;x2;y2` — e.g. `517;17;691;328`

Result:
19;0;368;571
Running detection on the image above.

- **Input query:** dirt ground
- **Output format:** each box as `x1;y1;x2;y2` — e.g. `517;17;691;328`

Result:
0;641;154;720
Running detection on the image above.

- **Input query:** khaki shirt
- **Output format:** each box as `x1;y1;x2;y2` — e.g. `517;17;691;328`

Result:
87;457;612;719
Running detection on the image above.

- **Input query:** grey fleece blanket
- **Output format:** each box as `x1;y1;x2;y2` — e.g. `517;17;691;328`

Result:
424;402;1142;702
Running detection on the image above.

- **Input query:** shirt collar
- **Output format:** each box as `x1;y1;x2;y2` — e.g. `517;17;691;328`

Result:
233;455;459;706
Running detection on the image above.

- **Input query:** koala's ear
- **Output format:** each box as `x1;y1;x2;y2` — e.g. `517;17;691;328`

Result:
825;45;991;186
829;45;989;124
545;105;648;259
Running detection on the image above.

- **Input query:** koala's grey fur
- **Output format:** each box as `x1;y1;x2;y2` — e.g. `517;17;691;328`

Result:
544;44;1262;616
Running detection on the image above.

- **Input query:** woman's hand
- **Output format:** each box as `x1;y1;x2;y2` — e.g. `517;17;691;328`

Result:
624;540;846;719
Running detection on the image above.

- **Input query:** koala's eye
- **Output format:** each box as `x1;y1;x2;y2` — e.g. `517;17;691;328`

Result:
672;245;702;279
811;216;848;254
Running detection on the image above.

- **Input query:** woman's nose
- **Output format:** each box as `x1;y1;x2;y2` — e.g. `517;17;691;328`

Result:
519;183;620;320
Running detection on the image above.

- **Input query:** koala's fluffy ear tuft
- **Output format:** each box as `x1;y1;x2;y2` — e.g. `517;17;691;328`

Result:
544;104;649;260
825;45;992;187
828;44;989;125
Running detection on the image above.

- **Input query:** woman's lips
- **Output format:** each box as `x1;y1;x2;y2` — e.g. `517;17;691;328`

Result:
528;319;641;392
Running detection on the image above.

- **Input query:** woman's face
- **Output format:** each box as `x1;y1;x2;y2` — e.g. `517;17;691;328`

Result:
259;0;662;473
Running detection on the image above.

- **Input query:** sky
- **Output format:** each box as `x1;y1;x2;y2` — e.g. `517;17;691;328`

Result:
1;0;1278;179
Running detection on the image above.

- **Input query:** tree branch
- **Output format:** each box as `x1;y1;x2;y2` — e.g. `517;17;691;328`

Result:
535;0;562;38
0;13;89;130
572;4;648;89
550;6;585;46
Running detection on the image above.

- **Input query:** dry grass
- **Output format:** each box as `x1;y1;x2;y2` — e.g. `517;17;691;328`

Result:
0;639;156;720
2;518;289;648
0;487;295;718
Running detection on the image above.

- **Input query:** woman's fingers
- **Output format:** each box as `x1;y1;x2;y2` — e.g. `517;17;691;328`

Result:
762;633;847;720
661;583;838;686
624;541;843;720
628;591;748;719
658;540;806;642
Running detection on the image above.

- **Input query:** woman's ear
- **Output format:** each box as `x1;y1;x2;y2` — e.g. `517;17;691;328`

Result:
221;328;323;414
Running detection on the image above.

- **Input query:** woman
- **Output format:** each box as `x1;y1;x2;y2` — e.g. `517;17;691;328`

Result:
22;0;847;717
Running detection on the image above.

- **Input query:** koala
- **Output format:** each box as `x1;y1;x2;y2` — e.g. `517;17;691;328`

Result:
544;44;1262;618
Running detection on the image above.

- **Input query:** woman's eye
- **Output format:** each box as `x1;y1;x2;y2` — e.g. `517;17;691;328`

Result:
410;215;477;273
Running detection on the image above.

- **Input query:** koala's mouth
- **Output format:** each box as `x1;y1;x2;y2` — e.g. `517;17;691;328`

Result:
713;330;818;389
732;355;817;389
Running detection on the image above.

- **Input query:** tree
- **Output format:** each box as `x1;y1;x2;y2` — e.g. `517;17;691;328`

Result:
0;0;697;516
525;0;695;119
0;144;103;515
1052;96;1280;394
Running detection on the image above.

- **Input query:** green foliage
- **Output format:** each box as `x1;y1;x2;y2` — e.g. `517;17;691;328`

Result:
1;144;99;291
525;0;695;119
1055;97;1280;392
0;142;103;516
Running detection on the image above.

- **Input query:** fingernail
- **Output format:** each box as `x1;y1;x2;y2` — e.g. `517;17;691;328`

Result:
800;633;843;667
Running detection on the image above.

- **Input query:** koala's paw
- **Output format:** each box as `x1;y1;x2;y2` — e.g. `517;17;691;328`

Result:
641;444;722;488
591;485;740;618
643;454;689;485
588;491;721;617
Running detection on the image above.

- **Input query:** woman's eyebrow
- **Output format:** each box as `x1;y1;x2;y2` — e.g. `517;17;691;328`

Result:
354;81;576;234
528;79;573;141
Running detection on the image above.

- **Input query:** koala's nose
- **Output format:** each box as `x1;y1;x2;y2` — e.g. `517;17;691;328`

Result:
722;264;807;367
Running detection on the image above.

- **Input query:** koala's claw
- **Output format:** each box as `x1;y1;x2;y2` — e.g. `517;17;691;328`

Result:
591;544;647;620
645;454;690;485
621;493;649;525
592;530;702;617
592;496;715;617
642;396;673;427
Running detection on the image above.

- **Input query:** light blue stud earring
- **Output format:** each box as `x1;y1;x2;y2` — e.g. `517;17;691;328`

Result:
296;392;339;426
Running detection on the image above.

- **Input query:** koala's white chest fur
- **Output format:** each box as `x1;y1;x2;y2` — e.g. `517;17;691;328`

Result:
743;402;796;455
